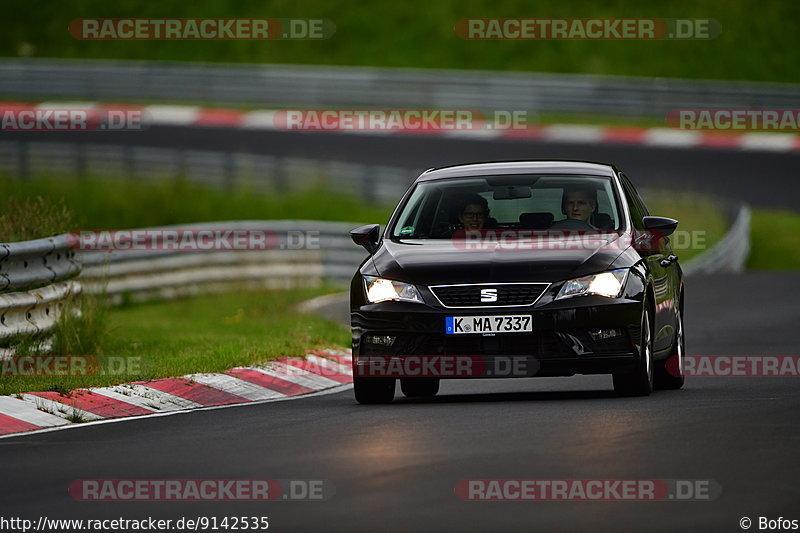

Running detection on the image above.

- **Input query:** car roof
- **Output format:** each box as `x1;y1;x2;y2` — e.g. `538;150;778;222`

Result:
416;160;619;182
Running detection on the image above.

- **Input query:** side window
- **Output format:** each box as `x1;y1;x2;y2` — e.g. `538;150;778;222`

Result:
622;173;650;217
620;174;645;229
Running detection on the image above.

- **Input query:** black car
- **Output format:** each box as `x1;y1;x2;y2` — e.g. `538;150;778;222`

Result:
349;161;685;404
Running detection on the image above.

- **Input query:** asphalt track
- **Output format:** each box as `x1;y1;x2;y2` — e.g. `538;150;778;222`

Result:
5;126;800;210
0;272;798;532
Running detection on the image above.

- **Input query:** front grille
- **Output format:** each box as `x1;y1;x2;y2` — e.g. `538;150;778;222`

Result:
440;333;569;356
430;283;549;307
359;332;571;357
359;331;633;358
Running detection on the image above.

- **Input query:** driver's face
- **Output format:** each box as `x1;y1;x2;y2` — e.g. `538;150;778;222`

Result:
564;191;596;222
459;204;488;230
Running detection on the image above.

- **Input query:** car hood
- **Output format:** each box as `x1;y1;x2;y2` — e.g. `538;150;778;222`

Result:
371;232;632;285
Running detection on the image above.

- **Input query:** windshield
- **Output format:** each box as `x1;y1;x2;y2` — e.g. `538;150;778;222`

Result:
390;175;622;238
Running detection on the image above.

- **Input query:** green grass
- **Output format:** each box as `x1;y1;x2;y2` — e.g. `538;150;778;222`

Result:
747;209;800;269
0;195;75;242
1;0;797;83
0;287;349;395
0;175;394;240
642;191;729;262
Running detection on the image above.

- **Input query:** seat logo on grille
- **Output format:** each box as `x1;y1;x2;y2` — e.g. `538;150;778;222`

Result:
480;288;498;302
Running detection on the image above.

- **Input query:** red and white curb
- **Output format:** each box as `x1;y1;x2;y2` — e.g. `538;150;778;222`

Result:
0;349;352;438
4;101;800;152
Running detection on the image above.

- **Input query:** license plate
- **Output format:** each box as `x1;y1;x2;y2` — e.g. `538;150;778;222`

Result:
445;315;533;335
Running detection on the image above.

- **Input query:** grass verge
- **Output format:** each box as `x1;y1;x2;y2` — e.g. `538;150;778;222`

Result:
641;191;729;262
747;209;800;270
0;195;74;242
2;0;796;83
0;286;348;396
0;175;394;239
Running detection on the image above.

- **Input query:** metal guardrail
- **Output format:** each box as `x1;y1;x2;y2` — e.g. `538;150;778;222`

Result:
0;233;82;347
682;204;751;275
0;220;367;347
1;59;799;117
0;280;81;341
0;233;81;292
78;220;368;303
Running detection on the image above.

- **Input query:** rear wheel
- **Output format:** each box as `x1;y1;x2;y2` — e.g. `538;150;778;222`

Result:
400;378;440;398
613;306;654;396
353;377;396;404
655;306;685;390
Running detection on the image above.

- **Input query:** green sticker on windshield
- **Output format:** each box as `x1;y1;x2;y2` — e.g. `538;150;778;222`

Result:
399;226;415;235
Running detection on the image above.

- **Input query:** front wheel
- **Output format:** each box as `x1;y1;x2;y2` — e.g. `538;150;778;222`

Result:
655;307;685;390
613;306;654;396
353;377;396;404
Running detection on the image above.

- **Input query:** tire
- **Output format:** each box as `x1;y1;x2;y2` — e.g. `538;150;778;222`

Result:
613;305;654;396
353;377;395;404
655;305;685;390
400;378;440;398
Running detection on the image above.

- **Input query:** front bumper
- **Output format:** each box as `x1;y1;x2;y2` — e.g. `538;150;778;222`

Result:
351;296;643;378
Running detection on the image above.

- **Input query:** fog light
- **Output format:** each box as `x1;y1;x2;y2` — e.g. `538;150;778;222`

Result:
365;335;396;346
589;329;622;341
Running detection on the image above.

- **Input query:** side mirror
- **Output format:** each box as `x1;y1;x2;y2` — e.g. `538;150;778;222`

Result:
350;224;381;254
642;216;679;237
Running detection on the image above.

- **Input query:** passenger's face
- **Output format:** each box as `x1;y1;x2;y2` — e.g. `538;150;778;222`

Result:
564;191;596;222
459;203;488;230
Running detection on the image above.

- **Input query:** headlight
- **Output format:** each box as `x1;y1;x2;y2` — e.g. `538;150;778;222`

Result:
363;276;424;304
556;269;628;300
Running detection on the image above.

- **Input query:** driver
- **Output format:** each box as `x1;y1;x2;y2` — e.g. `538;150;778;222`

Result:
551;187;598;229
458;194;490;230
